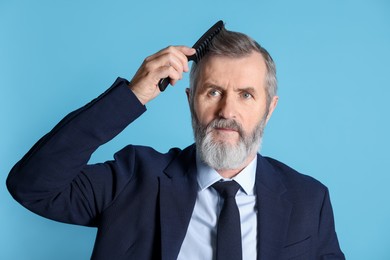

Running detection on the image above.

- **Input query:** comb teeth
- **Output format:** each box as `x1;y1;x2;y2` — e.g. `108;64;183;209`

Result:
158;20;224;92
194;25;223;62
188;20;224;63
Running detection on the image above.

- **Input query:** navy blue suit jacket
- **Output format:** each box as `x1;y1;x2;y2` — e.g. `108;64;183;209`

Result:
7;78;345;259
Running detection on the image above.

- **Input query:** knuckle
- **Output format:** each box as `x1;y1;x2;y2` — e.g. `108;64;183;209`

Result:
169;68;179;78
144;55;153;62
167;53;177;64
166;45;175;52
143;62;152;70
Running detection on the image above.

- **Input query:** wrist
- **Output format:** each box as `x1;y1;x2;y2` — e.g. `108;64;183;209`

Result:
127;83;149;105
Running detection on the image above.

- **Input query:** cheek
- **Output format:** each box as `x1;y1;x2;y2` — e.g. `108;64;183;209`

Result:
246;109;267;130
196;110;214;126
194;100;215;125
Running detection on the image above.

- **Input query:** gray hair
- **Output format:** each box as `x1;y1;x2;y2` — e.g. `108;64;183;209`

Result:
189;27;277;108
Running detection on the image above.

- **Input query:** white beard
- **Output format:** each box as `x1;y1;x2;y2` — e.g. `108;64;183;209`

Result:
192;116;266;171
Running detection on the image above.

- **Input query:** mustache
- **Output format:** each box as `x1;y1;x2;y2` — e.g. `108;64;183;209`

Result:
207;118;244;136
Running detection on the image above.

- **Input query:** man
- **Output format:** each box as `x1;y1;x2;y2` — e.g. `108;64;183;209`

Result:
7;26;345;259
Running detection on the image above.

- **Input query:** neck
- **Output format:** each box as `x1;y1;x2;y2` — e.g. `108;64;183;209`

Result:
216;154;256;179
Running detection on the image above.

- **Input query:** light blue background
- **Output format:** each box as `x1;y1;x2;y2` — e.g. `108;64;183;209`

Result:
1;0;389;259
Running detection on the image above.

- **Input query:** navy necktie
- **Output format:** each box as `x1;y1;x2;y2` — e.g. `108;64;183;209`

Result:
212;180;242;260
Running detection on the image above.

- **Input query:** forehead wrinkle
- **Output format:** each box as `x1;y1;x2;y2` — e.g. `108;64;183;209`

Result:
195;54;267;97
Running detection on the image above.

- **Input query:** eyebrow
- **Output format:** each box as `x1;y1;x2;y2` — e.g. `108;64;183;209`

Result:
196;83;221;95
237;87;256;94
201;82;257;93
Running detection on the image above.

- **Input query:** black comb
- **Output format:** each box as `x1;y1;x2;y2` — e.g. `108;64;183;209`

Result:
158;20;224;92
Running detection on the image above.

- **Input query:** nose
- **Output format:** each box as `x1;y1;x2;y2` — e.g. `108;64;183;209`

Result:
218;93;237;119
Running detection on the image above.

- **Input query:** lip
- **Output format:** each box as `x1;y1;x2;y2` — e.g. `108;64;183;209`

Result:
214;127;239;133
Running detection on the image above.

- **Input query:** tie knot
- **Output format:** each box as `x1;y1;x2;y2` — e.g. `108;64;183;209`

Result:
212;180;241;198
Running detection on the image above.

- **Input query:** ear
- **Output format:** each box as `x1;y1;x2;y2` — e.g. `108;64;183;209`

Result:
185;88;191;104
265;96;279;124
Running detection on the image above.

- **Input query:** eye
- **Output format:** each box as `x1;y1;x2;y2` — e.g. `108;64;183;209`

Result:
241;92;253;99
208;89;221;97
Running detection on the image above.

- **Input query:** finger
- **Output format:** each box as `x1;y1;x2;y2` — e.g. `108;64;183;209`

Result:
176;45;196;57
143;51;183;76
165;65;183;85
170;46;196;72
147;53;186;82
138;45;195;90
170;79;178;86
146;46;188;62
150;46;195;72
166;54;186;75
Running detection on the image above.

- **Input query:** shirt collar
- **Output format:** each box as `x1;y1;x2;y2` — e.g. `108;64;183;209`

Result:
196;154;257;195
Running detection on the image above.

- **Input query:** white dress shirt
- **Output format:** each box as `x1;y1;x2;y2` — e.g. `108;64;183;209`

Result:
177;156;258;260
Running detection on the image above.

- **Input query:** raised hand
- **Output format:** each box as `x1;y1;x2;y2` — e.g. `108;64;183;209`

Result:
128;46;196;105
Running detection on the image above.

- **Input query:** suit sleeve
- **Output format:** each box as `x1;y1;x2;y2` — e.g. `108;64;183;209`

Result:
317;188;346;259
6;78;146;226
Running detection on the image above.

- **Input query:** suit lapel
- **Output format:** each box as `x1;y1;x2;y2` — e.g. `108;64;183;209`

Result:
159;145;198;260
255;155;292;260
158;149;293;259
